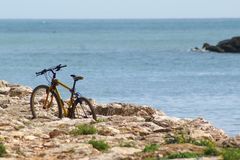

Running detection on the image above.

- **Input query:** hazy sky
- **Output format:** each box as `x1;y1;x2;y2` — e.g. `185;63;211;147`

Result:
0;0;239;19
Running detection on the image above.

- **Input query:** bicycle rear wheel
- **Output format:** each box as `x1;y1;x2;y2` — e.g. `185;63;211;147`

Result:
71;97;97;120
30;85;62;119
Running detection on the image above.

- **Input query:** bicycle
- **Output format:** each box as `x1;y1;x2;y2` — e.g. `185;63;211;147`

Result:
30;64;97;120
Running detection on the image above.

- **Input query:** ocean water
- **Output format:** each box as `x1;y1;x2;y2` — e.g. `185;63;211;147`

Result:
0;19;240;136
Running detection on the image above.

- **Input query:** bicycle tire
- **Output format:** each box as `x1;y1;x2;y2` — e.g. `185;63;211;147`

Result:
71;97;97;120
30;85;63;119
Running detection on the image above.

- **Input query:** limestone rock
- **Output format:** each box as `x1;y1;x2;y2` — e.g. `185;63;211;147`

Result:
91;147;141;160
202;36;240;53
49;129;66;138
223;134;240;147
0;98;10;108
0;87;10;95
97;125;120;136
0;80;235;160
0;80;8;88
95;103;164;117
9;86;32;97
24;135;37;141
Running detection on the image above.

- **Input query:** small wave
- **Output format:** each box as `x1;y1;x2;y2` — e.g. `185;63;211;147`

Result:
189;47;208;53
195;72;227;76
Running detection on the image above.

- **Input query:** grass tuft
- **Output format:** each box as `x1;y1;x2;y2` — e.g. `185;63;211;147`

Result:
144;157;157;160
204;146;220;156
70;124;97;135
143;144;159;153
88;140;109;151
167;152;199;159
0;143;6;157
165;132;192;144
95;118;108;123
222;148;240;160
193;139;215;147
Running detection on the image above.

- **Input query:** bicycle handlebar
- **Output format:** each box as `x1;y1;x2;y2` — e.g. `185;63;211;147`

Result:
36;64;67;76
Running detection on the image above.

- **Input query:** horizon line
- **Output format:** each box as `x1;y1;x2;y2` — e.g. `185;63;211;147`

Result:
0;17;239;20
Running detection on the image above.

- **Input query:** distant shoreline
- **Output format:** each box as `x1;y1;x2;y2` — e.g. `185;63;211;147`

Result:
0;18;240;20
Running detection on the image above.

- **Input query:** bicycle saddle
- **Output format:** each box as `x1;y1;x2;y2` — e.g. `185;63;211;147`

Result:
70;74;84;81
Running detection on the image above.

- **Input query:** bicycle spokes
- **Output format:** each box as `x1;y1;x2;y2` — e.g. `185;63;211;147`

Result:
74;100;92;118
31;85;60;119
81;102;89;118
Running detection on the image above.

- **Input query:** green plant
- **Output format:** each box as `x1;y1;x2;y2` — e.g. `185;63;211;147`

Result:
144;157;157;160
175;133;187;143
95;118;108;123
192;139;215;147
166;152;199;159
222;148;240;160
70;124;97;135
204;145;220;156
165;132;192;144
192;139;220;157
143;144;159;153
88;140;109;151
0;143;6;157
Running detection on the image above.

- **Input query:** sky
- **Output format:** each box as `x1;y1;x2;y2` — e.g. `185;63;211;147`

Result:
0;0;240;19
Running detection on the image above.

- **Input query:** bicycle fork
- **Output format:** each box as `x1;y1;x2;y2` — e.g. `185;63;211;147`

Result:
43;91;53;110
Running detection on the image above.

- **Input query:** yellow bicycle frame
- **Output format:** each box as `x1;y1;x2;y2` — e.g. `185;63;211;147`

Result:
48;79;75;117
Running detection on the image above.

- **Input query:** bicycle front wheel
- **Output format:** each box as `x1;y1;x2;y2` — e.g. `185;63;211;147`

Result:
71;97;97;120
30;85;62;119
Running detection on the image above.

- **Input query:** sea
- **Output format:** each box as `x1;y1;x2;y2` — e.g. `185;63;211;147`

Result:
0;19;240;136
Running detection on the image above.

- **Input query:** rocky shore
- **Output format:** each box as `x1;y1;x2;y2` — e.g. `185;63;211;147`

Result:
0;80;239;160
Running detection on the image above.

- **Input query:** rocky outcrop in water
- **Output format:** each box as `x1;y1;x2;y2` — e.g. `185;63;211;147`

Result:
202;36;240;53
0;80;239;159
